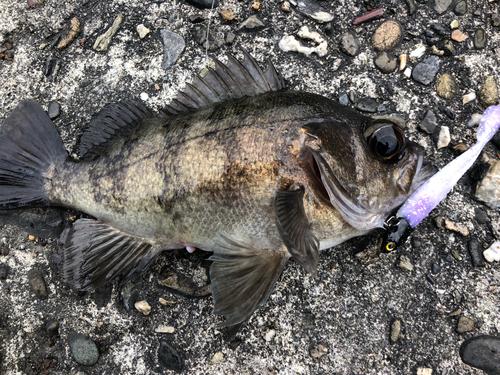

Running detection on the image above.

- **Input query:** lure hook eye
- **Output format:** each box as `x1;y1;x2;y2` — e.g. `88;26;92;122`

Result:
385;241;396;252
381;216;412;252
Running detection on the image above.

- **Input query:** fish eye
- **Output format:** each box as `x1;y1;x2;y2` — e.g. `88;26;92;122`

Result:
365;122;406;162
385;241;396;252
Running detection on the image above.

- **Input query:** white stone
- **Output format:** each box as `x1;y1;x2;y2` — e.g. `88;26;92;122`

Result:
140;92;149;101
404;67;412;78
476;160;500;208
134;300;151;315
417;368;432;375
467;113;482;127
136;24;151;39
437;126;451;149
410;44;426;58
483;241;500;262
155;325;175;333
265;329;276;342
279;26;328;57
462;92;476;104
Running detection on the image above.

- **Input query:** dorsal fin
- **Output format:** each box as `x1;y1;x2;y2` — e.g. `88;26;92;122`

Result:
161;49;285;116
79;101;153;161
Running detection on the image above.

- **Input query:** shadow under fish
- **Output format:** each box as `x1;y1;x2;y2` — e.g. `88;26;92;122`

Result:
0;50;433;336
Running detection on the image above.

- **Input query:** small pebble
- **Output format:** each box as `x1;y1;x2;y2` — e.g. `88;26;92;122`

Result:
252;2;260;10
372;20;402;52
468;238;485;267
475;160;500;209
158;340;184;372
189;14;205;23
140;92;149;101
220;10;236;22
483;241;500;263
410;44;426;58
67;332;99;366
399;54;407;70
448;308;462;317
444;218;469;236
492;13;500;27
436;73;457;99
479;76;498;107
310;344;328;358
403;67;412;78
27;269;48;299
48;101;60;119
412;56;440;86
437;126;451;149
282;1;290;12
239;15;264;29
417;368;433;375
431;263;441;275
0;263;10;279
467;113;482;127
355;98;379;113
457;316;474;333
160;29;186;69
398;255;414;271
473;28;487;49
451;249;462;261
136;24;151;39
454;0;467;16
265;329;276;342
226;32;236;44
374;52;398;74
426;273;435;284
45;320;59;335
473;208;488;224
450;20;460;29
135;300;151;315
156;325;175;333
432;23;447;36
390;320;401;342
339;32;360;57
419;110;437;134
451;29;468;42
462;92;476;105
339;94;349;106
210;351;224;365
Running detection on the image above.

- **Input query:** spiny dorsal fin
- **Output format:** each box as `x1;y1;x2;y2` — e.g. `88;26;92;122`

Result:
79;101;153;161
208;232;289;330
274;187;319;276
161;49;285;116
62;218;160;291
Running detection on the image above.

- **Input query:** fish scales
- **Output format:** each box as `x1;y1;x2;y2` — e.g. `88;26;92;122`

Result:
0;52;431;335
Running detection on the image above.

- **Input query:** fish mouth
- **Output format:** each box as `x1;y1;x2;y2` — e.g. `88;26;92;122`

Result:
302;147;386;230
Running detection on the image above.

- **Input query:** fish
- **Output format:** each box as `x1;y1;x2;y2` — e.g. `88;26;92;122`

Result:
0;50;433;335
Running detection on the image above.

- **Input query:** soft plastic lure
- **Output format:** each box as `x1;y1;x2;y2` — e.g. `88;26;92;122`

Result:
382;106;500;252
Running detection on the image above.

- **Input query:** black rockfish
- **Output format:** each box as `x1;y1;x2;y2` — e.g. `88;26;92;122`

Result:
0;51;432;334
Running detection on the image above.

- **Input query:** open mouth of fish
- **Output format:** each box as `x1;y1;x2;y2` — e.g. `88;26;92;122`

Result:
300;146;433;231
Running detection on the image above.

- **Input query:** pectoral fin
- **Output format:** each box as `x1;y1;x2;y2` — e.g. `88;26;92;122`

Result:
62;219;160;291
274;188;319;276
208;233;289;331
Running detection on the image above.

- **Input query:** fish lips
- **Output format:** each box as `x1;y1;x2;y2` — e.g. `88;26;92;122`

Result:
303;145;431;231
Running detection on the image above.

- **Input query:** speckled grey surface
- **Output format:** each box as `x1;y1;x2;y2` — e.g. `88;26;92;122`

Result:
0;0;499;374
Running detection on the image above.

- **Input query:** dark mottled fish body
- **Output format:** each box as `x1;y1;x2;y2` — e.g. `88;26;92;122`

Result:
0;53;431;334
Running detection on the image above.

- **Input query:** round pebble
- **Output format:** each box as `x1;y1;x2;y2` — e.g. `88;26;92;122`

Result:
479;76;498;106
390;320;401;342
457;316;474;333
27;269;48;300
339;32;360;56
454;0;467;16
460;336;500;374
374;52;398;73
67;332;99;366
134;300;151;315
436;73;457;99
372;20;402;51
468;238;485;267
48;101;60;119
355;98;379;113
431;263;441;275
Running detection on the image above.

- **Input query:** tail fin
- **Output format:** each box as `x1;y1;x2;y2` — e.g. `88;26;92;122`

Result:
0;99;67;209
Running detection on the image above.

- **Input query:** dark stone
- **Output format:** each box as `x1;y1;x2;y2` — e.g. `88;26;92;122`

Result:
45;320;59;336
229;338;242;350
424;29;435;38
67;333;100;366
239;15;265;29
459;335;500;375
405;0;416;15
426;36;441;46
431;23;448;36
474;208;489;224
492;13;500;28
419;110;438;134
426;273;436;284
438;39;455;55
468;238;485;267
94;283;113;309
47;100;60;119
411;237;422;249
470;163;491;180
474;28;487;49
348;91;357;104
188;14;205;23
374;52;398;73
412;56;440;85
339;94;349;106
454;0;467;16
27;270;48;300
158;340;184;373
160;29;185;69
473;7;482;17
431;263;441;275
339;32;360;56
355;98;379;113
44;56;60;77
185;0;219;9
0;207;65;239
0;264;10;280
491;130;500;150
433;0;453;15
433;215;445;228
192;25;224;52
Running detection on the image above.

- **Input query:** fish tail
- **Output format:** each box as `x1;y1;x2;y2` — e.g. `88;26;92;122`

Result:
0;100;67;209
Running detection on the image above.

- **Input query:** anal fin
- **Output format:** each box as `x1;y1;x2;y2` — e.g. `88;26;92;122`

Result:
209;233;289;330
62;219;160;291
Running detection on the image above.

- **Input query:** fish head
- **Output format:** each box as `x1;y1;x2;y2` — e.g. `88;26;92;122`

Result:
300;116;434;231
